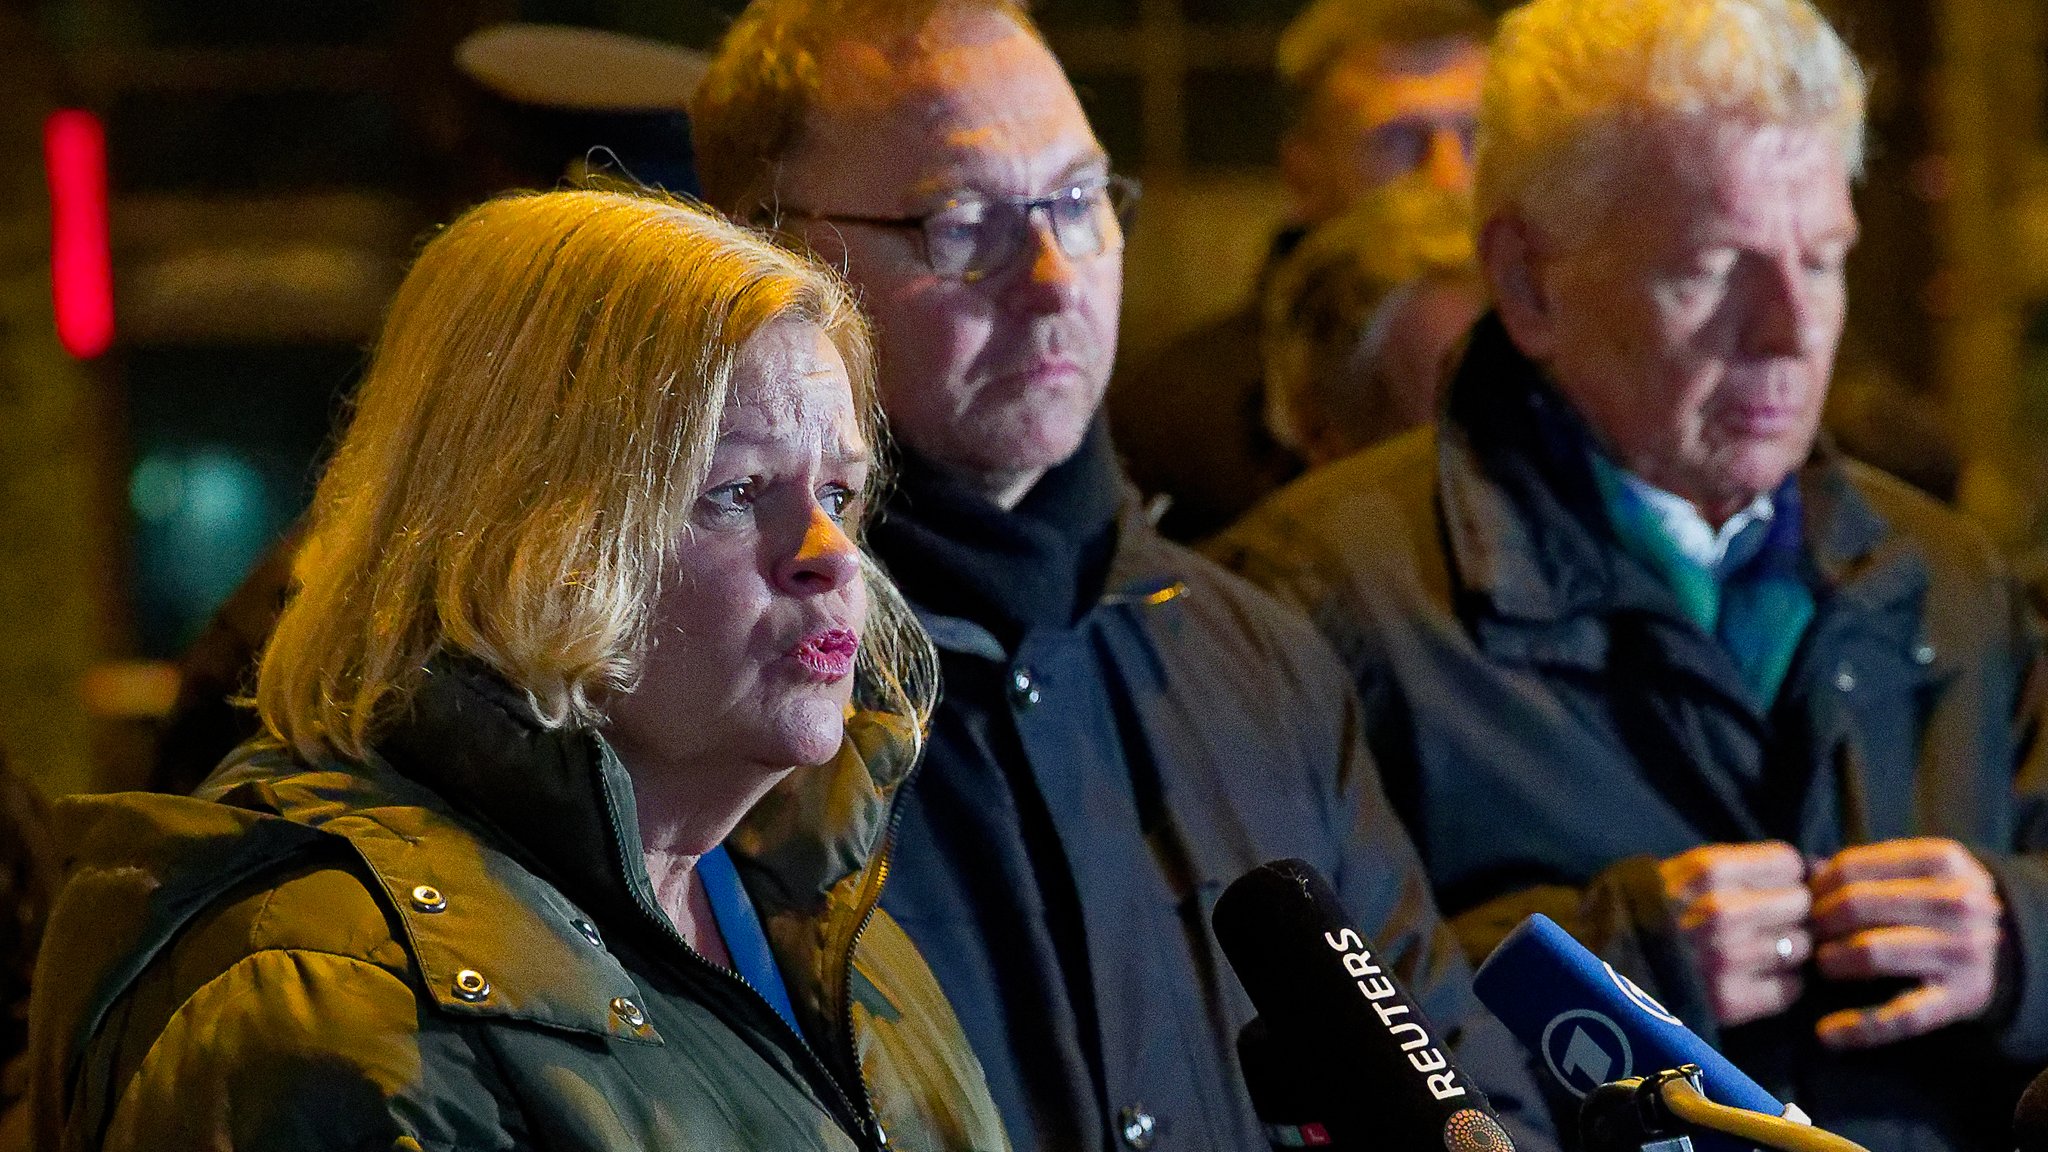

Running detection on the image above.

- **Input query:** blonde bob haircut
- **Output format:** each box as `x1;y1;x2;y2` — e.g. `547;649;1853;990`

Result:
257;188;936;764
1474;0;1866;235
691;0;1040;220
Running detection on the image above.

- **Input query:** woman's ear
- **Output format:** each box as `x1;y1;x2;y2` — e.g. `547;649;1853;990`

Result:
1479;212;1559;362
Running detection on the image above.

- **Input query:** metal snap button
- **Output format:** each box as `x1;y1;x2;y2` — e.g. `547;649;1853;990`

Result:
1913;642;1937;666
411;885;447;913
572;918;604;948
1009;667;1042;708
1117;1104;1156;1150
1834;664;1856;693
452;969;490;1002
610;996;647;1028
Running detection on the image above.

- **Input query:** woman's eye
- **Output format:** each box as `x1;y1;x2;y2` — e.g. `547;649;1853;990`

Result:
701;480;755;516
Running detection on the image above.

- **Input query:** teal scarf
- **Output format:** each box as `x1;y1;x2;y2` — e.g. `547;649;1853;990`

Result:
1591;456;1815;708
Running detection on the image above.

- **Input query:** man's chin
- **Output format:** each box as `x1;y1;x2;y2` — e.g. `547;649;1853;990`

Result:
969;414;1097;474
1732;441;1813;494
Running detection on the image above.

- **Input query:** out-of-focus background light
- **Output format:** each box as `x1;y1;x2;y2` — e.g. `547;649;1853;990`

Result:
43;108;114;359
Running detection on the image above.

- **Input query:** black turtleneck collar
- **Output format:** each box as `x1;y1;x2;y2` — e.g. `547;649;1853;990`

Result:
868;416;1126;646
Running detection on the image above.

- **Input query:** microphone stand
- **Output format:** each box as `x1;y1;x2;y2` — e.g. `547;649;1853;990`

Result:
1580;1066;1869;1152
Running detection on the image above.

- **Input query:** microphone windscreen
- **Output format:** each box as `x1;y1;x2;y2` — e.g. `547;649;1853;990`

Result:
1473;914;1781;1152
1213;859;1513;1152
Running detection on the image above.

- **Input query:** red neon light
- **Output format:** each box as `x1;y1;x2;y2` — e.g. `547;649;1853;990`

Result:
45;110;115;359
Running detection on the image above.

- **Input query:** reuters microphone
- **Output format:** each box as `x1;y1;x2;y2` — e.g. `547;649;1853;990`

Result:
1212;858;1516;1152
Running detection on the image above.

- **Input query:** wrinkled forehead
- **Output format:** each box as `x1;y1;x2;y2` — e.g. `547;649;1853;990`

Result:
813;9;1101;196
720;328;867;457
1660;119;1855;221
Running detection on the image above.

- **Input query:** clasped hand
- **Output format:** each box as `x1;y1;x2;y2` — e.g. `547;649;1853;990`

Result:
1659;838;2003;1048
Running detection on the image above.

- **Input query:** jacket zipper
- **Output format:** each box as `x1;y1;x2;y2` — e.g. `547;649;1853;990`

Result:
595;768;883;1152
830;785;910;1148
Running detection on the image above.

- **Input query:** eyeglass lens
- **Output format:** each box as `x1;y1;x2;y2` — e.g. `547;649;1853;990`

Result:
925;183;1126;280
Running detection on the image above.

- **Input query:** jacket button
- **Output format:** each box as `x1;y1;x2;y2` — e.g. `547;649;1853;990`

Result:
1009;667;1042;708
1117;1105;1156;1150
411;884;447;913
1834;664;1856;693
610;996;647;1028
452;969;491;1002
573;918;604;949
1913;642;1937;666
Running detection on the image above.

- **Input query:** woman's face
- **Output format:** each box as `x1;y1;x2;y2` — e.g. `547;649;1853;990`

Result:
607;317;871;778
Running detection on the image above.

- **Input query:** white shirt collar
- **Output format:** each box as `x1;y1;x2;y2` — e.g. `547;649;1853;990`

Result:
1613;470;1775;572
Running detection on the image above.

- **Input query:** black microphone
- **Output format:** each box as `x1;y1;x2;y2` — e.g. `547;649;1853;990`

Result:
1212;858;1516;1152
2015;1066;2048;1152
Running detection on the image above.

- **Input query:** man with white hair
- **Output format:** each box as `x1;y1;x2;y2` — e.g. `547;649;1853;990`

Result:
1212;0;2048;1144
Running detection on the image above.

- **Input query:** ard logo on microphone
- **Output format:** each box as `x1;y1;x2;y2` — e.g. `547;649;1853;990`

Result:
1537;964;1682;1096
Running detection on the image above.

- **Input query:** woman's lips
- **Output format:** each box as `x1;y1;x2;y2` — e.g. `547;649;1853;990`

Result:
790;628;858;682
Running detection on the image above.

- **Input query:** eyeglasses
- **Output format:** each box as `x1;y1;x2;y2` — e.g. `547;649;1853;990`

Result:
789;174;1141;283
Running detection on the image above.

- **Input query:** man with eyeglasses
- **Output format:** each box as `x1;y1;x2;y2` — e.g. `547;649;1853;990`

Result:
692;4;1554;1151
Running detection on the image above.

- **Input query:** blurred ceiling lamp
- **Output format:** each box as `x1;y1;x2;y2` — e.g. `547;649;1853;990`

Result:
44;109;115;359
454;24;707;112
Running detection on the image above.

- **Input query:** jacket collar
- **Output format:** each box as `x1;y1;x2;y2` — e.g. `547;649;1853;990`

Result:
374;658;638;924
1437;313;1927;633
217;659;914;1044
371;657;914;917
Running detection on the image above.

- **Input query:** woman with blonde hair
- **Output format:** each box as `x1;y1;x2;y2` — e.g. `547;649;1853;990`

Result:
26;189;1008;1152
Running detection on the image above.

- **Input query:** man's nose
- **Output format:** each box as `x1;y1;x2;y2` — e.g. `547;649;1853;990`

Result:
778;504;861;595
1010;211;1080;312
1745;258;1823;359
1422;127;1472;191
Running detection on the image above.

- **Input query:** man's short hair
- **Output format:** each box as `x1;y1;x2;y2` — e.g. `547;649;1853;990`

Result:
1475;0;1866;234
692;0;1041;219
1277;0;1493;122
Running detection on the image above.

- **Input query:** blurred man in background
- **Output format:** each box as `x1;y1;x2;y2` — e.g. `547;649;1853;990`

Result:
1110;0;1490;541
1212;1;2048;1146
693;3;1554;1149
1259;179;1483;470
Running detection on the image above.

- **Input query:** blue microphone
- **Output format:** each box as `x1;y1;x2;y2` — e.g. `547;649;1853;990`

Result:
1473;915;1785;1152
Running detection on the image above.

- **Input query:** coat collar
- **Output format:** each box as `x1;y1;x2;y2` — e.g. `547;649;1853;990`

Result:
369;657;915;918
1437;313;1928;635
213;658;915;1042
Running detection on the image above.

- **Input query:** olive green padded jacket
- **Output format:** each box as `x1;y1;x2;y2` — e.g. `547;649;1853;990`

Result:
27;660;1009;1152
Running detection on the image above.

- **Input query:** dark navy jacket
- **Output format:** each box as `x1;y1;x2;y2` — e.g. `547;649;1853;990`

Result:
1212;315;2048;1152
873;470;1555;1152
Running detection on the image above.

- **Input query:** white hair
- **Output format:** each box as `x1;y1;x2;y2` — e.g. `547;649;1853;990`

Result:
1474;0;1866;234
